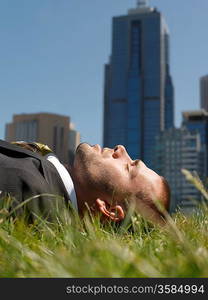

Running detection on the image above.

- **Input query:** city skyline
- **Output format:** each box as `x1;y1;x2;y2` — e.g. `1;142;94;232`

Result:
0;0;208;146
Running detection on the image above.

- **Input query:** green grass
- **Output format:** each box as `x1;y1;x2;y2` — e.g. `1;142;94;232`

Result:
0;171;208;278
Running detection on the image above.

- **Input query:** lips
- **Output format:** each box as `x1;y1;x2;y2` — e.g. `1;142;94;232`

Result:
92;144;102;152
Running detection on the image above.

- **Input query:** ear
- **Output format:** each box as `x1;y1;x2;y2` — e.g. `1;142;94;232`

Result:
95;198;125;222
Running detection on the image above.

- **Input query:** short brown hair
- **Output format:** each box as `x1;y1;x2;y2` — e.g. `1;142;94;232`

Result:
160;176;171;212
133;176;171;225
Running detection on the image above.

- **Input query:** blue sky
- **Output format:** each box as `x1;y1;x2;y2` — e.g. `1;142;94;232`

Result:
0;0;208;145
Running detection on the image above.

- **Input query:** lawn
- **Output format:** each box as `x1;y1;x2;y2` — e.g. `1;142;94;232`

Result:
0;170;208;278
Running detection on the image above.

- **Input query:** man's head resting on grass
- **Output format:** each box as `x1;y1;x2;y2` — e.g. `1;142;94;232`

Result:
71;143;170;226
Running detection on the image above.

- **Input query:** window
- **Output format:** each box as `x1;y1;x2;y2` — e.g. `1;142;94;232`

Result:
15;120;37;141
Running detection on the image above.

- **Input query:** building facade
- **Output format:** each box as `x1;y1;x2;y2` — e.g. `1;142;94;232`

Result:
200;75;208;111
154;127;203;212
5;113;80;165
103;0;174;168
182;110;208;178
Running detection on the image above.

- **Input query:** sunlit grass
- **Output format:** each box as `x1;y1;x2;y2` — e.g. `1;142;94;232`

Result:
0;170;208;278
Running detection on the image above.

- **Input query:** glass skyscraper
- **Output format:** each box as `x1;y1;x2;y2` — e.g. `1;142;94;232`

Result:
103;1;174;168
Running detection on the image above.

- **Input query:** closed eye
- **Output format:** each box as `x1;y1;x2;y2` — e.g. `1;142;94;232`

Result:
132;159;140;167
126;160;140;173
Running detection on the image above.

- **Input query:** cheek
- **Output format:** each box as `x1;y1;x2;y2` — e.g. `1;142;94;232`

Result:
102;163;129;190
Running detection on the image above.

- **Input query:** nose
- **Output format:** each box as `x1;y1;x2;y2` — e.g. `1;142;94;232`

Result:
113;145;128;158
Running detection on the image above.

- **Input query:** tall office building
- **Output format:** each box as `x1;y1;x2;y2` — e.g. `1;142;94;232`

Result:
200;75;208;111
5;113;80;165
154;127;203;213
155;110;208;213
103;0;174;168
182;110;208;178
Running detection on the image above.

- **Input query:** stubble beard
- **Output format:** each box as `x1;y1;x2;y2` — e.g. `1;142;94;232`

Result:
75;145;116;196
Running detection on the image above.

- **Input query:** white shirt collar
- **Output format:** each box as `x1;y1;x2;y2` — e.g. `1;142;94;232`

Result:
45;154;78;211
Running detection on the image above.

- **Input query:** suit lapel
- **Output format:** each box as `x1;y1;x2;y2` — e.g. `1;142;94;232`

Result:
0;139;51;182
0;139;71;203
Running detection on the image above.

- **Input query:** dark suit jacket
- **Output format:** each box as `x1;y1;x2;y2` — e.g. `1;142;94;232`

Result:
0;139;70;221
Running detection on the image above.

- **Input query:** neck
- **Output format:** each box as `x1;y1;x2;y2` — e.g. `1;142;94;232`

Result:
69;166;95;215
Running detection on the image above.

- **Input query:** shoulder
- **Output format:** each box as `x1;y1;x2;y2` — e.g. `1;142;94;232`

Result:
11;141;53;156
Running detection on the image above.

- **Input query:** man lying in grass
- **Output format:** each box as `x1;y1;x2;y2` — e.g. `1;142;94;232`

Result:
0;139;170;225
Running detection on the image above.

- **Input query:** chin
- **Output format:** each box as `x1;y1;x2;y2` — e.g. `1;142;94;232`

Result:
76;142;90;153
74;143;93;166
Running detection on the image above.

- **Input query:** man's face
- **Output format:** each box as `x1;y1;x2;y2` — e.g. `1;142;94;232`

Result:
73;143;164;208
